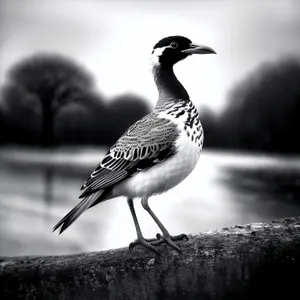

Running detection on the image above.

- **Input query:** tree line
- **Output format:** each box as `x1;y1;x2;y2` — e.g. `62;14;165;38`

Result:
0;54;299;154
201;57;300;154
0;54;149;147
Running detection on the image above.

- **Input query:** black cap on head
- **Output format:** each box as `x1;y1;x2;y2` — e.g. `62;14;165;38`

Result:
153;36;192;51
152;35;216;67
152;35;193;67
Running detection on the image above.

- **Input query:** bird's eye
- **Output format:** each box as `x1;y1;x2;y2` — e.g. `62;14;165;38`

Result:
170;41;178;49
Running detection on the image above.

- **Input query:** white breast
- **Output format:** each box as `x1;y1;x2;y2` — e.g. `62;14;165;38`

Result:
114;127;202;199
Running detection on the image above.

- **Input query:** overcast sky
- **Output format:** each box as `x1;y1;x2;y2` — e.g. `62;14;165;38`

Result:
1;0;300;112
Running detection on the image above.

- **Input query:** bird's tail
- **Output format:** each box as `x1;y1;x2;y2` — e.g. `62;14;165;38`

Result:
52;189;112;234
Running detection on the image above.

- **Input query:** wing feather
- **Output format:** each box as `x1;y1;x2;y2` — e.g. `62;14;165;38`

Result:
80;113;179;198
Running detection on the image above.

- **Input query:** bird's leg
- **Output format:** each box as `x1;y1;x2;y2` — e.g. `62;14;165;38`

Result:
127;198;160;254
141;198;188;253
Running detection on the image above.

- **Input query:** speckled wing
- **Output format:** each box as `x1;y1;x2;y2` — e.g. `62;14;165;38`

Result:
80;113;179;198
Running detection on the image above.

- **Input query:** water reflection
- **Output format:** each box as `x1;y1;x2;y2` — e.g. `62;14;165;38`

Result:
1;148;300;257
222;166;300;201
220;164;300;224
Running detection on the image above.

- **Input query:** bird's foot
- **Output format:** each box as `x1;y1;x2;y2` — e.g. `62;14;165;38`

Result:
129;233;188;254
153;233;188;253
165;233;189;242
129;237;160;255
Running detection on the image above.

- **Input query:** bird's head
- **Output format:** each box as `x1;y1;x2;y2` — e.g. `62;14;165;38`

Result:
150;35;216;68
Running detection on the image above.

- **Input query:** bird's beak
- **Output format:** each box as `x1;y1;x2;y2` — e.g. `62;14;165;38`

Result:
182;43;216;55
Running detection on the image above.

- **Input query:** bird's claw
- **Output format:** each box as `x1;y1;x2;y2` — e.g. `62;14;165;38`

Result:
153;233;188;253
129;237;160;255
154;232;188;242
170;233;189;242
129;233;188;254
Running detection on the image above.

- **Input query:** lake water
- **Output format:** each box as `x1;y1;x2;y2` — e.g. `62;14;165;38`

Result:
1;147;300;257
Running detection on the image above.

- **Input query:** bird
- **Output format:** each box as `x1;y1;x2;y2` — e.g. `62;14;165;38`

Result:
53;35;216;254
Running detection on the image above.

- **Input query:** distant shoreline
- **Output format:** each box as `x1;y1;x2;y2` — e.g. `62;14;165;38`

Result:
1;147;300;174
